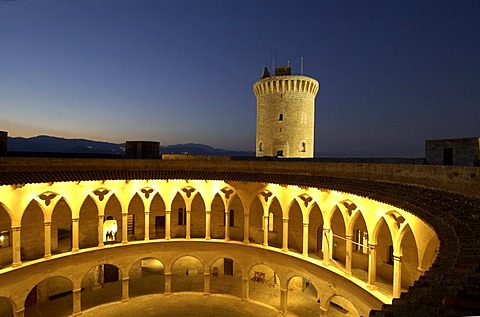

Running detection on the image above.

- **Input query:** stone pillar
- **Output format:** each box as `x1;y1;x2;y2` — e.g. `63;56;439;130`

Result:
164;271;172;295
242;277;249;300
144;211;150;241
205;210;211;240
14;308;25;317
44;221;51;259
280;288;288;314
204;272;211;295
121;212;128;244
98;215;104;247
165;210;171;240
186;209;191;240
322;228;331;265
345;234;353;276
12;226;21;267
302;222;309;257
224;210;230;241
263;215;269;247
72;218;79;252
122;277;129;302
72;288;82;316
282;218;289;252
367;243;377;290
393;254;402;298
243;213;250;244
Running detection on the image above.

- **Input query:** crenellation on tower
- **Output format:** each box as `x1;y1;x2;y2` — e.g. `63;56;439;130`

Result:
254;66;319;158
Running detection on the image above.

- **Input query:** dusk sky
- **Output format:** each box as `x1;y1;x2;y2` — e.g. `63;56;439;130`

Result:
1;0;479;157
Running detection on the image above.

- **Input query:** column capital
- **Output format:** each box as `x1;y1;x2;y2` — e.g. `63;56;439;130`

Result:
72;217;79;222
98;214;104;219
323;228;331;232
122;277;130;282
44;221;51;226
368;242;377;248
345;233;353;239
205;210;211;214
393;254;402;261
303;222;309;227
11;226;21;231
165;210;171;214
282;218;289;222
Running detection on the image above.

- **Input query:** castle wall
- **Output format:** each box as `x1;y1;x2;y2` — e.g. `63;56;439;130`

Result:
425;137;480;166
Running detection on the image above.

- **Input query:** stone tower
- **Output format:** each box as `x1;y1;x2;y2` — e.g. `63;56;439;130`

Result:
254;66;319;158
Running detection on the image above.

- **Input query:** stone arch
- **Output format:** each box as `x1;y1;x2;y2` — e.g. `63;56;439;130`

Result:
287;199;303;254
248;196;264;245
171;191;187;238
267;197;283;249
127;193;145;241
399;224;419;288
24;276;74;317
248;263;280;310
375;217;394;285
51;198;72;254
0;203;13;267
20;200;45;261
81;263;122;311
104;194;122;243
286;275;319;316
78;195;98;249
171;255;204;293
0;296;15;317
210;193;225;239
149;193;166;239
228;193;244;242
128;257;165;298
420;234;440;271
308;202;323;255
324;294;360;317
190;192;206;239
350;210;369;276
209;257;242;297
330;204;347;266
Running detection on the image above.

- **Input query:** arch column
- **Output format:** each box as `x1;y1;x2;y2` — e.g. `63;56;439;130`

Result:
44;221;52;259
12;226;21;267
322;228;332;265
367;243;377;290
122;277;129;302
71;218;79;252
243;212;250;244
121;212;128;244
242;276;249;300
144;211;150;241
393;253;402;297
224;210;230;241
97;215;104;247
72;288;81;316
204;272;211;295
165;210;171;240
280;288;288;314
345;233;353;276
186;209;191;240
302;222;309;257
164;271;172;295
205;210;211;240
263;215;269;246
282;218;288;252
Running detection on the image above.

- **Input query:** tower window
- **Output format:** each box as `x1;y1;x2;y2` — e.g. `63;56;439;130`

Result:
259;142;263;152
300;142;306;152
278;114;283;121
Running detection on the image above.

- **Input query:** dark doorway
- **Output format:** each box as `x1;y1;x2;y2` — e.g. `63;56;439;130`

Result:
104;264;119;283
276;150;284;157
443;148;454;165
224;258;234;276
155;216;165;238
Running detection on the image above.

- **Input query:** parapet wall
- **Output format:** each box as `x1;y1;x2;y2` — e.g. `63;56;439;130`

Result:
0;157;478;198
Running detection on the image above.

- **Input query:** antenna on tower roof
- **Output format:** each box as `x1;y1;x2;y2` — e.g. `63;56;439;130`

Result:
301;57;304;75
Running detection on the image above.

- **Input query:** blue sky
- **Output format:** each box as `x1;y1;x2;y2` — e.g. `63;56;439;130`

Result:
0;0;479;157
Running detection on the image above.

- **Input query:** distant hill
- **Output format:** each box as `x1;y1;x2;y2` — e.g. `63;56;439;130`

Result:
7;135;255;157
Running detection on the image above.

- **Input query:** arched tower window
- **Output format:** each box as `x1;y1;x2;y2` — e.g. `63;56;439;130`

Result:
278;113;283;121
300;142;306;152
259;142;263;152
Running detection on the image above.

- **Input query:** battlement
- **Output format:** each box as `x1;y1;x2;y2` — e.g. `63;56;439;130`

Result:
253;75;319;97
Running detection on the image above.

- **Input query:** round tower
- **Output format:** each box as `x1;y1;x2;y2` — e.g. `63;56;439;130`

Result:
253;66;319;158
